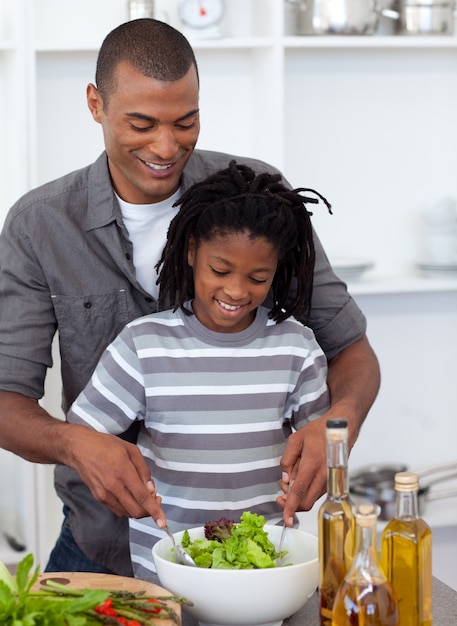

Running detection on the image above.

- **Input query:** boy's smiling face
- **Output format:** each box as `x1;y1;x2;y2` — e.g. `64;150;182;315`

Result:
188;230;278;333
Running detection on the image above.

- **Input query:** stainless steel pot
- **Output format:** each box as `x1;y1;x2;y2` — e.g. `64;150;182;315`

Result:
285;0;395;35
387;0;457;35
349;461;457;520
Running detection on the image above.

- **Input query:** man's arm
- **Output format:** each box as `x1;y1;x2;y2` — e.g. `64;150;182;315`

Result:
278;335;380;524
0;391;167;526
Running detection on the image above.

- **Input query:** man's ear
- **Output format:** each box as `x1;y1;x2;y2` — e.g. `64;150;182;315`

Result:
86;83;104;123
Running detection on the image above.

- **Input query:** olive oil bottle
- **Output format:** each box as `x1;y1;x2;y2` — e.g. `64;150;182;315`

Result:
381;472;432;626
318;419;355;626
332;503;399;626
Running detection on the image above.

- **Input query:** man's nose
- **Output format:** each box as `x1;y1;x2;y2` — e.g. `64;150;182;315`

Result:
148;126;179;160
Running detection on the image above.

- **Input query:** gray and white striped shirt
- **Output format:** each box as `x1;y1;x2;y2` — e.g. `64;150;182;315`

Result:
68;304;329;576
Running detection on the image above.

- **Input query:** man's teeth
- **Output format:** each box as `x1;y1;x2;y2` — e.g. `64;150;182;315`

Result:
218;301;241;311
145;162;171;171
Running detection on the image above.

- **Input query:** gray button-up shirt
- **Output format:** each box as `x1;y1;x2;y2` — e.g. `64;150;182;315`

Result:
0;150;366;574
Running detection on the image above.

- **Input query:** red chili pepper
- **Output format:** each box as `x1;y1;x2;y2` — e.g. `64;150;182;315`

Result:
127;621;141;626
117;618;128;625
95;598;118;616
143;598;162;614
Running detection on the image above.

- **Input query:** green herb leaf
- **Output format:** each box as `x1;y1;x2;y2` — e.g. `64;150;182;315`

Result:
0;560;17;592
0;554;188;625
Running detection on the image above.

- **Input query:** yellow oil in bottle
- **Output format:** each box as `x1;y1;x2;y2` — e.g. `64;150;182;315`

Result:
332;503;399;626
319;422;355;626
381;472;432;626
319;470;355;625
332;578;400;626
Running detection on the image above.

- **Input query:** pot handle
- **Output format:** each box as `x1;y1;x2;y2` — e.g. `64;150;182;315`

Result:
421;469;457;489
416;461;457;479
424;488;457;502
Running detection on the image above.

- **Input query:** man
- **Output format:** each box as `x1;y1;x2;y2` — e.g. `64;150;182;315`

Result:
0;19;379;576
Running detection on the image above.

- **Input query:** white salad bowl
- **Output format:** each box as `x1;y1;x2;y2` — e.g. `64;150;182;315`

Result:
152;524;318;626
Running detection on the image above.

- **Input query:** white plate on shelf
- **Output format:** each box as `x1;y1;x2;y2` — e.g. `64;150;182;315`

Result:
330;257;374;282
415;260;457;279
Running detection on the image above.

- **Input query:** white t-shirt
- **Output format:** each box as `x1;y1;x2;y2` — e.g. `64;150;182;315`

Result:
117;188;181;299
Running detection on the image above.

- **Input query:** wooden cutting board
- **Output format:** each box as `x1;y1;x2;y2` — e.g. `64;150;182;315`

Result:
33;572;181;625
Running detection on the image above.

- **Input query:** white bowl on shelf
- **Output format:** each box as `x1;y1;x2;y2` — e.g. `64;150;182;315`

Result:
415;260;457;279
152;524;319;626
331;257;375;282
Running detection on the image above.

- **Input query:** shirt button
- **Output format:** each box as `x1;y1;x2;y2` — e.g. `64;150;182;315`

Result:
145;296;153;303
84;301;92;309
125;252;131;260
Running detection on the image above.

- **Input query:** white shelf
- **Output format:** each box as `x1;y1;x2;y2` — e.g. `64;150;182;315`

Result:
34;36;277;53
345;273;457;296
32;35;457;53
283;35;457;49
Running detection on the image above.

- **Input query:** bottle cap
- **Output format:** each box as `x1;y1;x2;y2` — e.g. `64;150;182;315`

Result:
395;471;419;491
356;503;380;526
326;418;348;442
326;419;348;429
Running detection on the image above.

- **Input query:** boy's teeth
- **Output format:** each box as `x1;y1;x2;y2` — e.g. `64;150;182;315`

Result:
218;300;240;311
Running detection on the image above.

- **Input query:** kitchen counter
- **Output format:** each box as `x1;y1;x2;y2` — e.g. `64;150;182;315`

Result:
179;576;457;625
285;578;456;626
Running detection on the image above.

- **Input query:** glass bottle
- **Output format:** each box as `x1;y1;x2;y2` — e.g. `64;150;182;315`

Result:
381;471;432;626
318;418;355;626
128;0;155;20
332;503;399;626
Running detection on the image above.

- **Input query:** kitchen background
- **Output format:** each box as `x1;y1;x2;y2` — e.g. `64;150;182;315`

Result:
1;0;456;589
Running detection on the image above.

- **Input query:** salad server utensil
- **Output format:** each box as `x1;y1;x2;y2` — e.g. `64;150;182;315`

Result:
276;483;300;565
163;525;197;567
276;513;300;565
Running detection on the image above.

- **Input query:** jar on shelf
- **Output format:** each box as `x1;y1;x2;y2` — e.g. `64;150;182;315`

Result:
128;0;155;20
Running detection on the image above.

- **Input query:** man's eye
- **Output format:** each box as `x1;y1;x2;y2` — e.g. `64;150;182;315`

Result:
176;122;197;130
130;124;153;132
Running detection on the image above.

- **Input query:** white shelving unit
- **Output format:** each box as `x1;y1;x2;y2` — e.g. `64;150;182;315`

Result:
1;0;456;571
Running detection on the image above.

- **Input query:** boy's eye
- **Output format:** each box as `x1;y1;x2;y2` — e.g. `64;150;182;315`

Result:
211;267;227;276
250;277;267;285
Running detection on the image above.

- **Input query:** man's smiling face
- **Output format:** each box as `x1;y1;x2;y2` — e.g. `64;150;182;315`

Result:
87;61;200;204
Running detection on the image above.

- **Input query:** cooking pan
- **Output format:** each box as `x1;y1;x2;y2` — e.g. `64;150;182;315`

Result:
386;0;457;35
285;0;397;35
349;461;457;520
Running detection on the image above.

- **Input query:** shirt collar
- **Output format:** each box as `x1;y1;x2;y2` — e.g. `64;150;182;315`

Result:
85;153;122;232
84;150;205;232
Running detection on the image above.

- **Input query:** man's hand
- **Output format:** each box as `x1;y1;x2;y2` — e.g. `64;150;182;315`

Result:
277;335;380;525
66;425;167;528
277;417;327;525
0;391;167;529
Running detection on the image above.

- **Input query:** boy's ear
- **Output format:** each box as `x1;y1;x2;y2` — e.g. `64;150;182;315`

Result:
187;235;196;267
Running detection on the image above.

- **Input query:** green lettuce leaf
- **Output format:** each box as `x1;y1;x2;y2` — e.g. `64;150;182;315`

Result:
182;512;279;569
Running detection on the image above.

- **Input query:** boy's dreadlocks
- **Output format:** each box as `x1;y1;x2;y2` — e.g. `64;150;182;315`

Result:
156;160;332;323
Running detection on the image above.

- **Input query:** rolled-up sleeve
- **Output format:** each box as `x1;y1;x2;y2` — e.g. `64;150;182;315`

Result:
0;208;56;399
